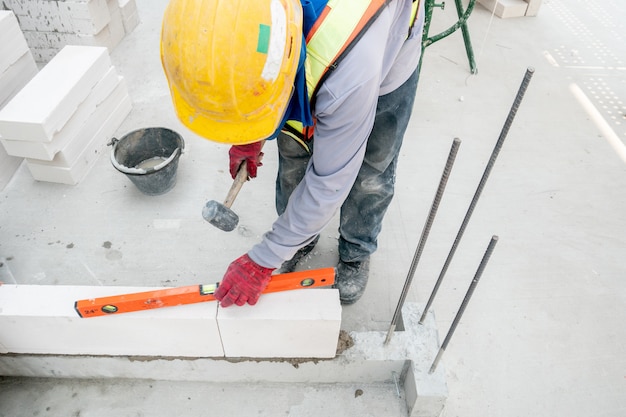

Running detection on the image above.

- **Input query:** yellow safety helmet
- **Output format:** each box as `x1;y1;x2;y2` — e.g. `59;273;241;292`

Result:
161;0;303;145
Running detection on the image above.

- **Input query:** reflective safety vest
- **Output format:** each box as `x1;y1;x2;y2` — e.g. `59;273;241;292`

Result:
282;0;422;150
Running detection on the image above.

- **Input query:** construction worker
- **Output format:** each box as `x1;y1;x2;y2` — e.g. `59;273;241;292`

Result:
161;0;425;306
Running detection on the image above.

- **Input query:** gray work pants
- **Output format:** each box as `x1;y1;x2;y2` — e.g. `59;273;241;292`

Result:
276;67;420;263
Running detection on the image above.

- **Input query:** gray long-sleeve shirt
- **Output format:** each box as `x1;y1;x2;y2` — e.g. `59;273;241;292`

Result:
249;0;425;268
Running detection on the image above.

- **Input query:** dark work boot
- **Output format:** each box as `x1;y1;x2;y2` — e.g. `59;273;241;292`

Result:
279;236;320;273
334;257;370;305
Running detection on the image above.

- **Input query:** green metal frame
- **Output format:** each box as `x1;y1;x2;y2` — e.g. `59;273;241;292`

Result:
419;0;478;74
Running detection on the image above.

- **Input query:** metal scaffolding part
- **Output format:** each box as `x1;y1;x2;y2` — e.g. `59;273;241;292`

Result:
420;0;478;74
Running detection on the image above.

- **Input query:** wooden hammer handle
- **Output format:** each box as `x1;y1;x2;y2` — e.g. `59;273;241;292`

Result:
224;140;266;208
223;162;248;209
223;140;266;209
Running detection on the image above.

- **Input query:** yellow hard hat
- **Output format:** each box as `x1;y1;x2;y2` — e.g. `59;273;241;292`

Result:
161;0;303;145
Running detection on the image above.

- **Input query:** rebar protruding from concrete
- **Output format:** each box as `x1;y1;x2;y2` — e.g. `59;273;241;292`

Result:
384;138;461;345
419;67;534;325
429;235;498;374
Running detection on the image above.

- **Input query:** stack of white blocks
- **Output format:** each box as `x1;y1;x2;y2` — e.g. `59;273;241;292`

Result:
0;10;38;190
2;0;139;63
0;45;132;185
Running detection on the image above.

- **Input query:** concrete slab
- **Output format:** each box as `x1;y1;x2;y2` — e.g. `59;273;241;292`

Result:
0;0;625;416
0;378;408;417
0;303;446;417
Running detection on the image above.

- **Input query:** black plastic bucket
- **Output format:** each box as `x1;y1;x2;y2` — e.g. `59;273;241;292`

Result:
110;127;184;196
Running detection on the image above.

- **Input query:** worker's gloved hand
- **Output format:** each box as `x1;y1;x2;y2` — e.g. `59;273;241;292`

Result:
214;254;275;307
229;142;264;179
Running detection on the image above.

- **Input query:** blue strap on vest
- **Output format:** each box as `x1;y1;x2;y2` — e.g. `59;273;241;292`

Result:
271;0;329;139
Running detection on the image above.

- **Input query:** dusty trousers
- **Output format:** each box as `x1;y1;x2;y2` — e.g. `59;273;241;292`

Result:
275;67;420;263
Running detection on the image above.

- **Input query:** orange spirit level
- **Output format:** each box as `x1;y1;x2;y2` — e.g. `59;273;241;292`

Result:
75;267;335;318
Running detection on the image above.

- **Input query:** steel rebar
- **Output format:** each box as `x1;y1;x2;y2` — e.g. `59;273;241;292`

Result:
429;235;499;374
384;138;461;345
419;67;534;324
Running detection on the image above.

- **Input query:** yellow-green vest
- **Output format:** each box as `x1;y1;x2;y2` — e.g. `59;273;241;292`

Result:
282;0;421;149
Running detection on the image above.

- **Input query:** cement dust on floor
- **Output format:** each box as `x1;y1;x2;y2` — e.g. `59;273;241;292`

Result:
0;377;407;417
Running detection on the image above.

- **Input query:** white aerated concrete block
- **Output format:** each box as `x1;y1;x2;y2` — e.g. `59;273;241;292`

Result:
24;23;124;64
24;100;131;185
524;0;542;16
0;11;31;74
477;0;529;18
0;45;111;142
0;0;27;15
0;51;39;109
26;76;130;168
25;88;131;184
4;0;135;64
1;66;121;160
3;0;62;32
217;289;342;358
4;0;111;34
26;47;57;64
58;0;111;34
118;0;139;33
0;11;38;108
105;0;126;47
0;11;38;190
0;285;224;357
0;146;22;191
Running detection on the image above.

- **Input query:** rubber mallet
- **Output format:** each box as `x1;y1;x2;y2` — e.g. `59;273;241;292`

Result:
202;162;248;232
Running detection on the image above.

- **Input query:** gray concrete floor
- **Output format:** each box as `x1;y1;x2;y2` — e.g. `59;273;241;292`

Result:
1;0;626;416
0;378;408;417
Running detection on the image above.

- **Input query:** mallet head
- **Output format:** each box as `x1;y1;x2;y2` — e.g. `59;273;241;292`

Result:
202;200;239;232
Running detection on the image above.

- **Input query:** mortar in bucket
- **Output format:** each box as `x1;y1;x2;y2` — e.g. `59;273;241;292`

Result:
110;127;184;195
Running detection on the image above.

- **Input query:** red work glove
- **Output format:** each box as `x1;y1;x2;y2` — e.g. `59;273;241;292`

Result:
214;254;275;307
229;142;264;179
